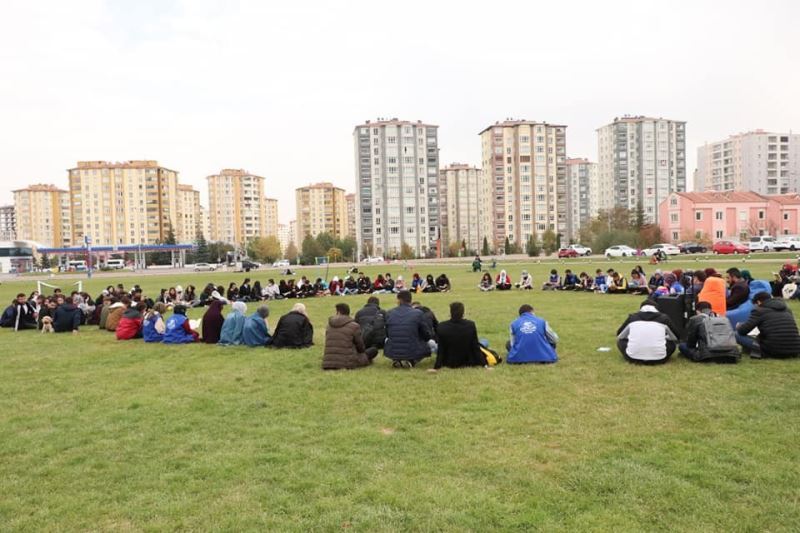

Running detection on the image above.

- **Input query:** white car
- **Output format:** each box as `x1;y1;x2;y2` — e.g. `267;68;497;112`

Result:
362;256;384;264
272;259;290;268
193;262;217;272
748;236;775;252
568;244;592;256
642;243;681;256
604;245;637;258
774;236;800;251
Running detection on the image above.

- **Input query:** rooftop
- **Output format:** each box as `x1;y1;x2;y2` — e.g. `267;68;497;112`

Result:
479;119;567;135
672;191;800;205
12;183;68;193
355;118;438;129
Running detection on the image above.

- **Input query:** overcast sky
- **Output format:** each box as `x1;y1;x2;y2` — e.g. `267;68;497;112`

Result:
1;0;798;222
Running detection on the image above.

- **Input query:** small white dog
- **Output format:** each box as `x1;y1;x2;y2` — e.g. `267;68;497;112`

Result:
40;316;54;334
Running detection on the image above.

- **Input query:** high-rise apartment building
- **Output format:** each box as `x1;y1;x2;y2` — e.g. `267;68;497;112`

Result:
480;119;567;249
354;118;440;258
264;198;279;238
277;223;290;253
206;169;267;246
200;206;210;241
596;116;686;223
438;164;490;253
176;184;201;243
0;205;16;241
345;193;356;240
12;184;72;247
565;158;598;240
295;182;348;242
68;160;179;245
695;130;800;194
288;220;296;247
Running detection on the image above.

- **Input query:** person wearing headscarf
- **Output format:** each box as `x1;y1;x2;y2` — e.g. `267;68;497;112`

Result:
329;276;343;295
271;303;314;348
422;274;438;293
393;275;406;292
495;270;512;290
515;271;533;290
201;297;227;344
218;301;247;345
242;305;272;346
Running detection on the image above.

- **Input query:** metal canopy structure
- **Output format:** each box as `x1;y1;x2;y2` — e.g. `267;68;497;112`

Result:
36;244;197;271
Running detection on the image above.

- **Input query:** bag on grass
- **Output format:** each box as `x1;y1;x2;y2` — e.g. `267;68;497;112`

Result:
701;315;740;363
480;346;502;366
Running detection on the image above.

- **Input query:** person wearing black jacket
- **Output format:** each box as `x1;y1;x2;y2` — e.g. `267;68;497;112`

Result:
53;297;82;333
412;301;439;342
736;292;800;358
726;268;750;310
0;293;38;330
384;290;433;368
270;303;314;348
679;301;740;363
432;302;486;370
354;297;387;349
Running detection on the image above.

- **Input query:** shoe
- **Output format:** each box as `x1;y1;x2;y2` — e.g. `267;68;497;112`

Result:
392;360;402;369
401;360;413;369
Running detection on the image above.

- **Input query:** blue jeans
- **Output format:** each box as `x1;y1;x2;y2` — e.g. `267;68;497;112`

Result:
735;333;758;352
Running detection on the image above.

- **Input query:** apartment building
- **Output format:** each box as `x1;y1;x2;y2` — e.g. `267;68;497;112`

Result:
479;119;567;249
0;205;16;241
596;116;686;223
277;223;291;253
206;169;268;246
264;198;279;238
200;206;210;241
565;158;598;240
345;193;356;240
12;184;72;247
176;184;201;243
438;163;489;253
354;118;440;258
295;182;348;242
695;130;800;194
68;160;179;245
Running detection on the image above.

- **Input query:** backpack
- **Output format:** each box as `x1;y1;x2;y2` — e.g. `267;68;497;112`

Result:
480;346;502;366
701;315;740;363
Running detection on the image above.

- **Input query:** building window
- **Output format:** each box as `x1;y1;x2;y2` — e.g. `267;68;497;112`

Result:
715;211;723;220
670;213;678;223
716;230;723;239
784;212;790;220
695;211;702;221
672;231;678;240
758;210;765;220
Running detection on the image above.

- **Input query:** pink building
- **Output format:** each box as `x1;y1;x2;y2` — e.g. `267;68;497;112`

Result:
659;191;800;242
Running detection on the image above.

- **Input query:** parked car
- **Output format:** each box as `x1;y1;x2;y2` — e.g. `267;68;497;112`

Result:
604;245;637;258
748;235;776;252
678;242;708;254
558;247;579;258
362;256;384;264
272;259;290;268
240;260;261;271
194;262;217;272
712;240;750;255
774;236;800;251
104;258;126;269
568;244;592;256
642;243;681;256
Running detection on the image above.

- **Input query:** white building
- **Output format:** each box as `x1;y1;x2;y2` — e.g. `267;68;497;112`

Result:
354;118;439;258
438;163;490;253
0;205;17;241
565;158;598;240
596;116;686;223
695;130;800;194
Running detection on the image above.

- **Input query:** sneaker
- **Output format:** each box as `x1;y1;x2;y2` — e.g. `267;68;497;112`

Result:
392;360;402;369
401;360;413;369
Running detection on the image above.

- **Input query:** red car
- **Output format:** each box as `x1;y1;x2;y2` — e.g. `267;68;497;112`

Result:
558;248;579;258
712;240;750;255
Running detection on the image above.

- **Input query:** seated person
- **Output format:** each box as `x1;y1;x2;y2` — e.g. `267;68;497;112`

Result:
691;270;707;294
435;274;451;292
201;298;227;344
372;275;387;293
648;270;664;293
679;301;740;363
251;281;263;302
116;302;146;340
432;302;487;370
271;303;314;348
422;274;439;293
479;272;495;291
542;269;561;290
579;272;593;291
516;270;533;290
53;295;83;334
607;271;628;293
313;278;327;296
735;292;800;359
393;275;406;292
506;304;558;364
354;296;386;349
219;301;247;346
383;273;396;293
37;298;58;330
627;269;650;295
495;270;512;291
322;303;379;370
357;273;372;294
105;298;129;332
384;290;433;368
343;276;359;295
163;305;199;343
616;299;679;364
561;269;579;290
726;268;750;310
242;306;272;347
698;272;727;316
328;276;343;296
1;293;38;330
410;273;426;292
142;303;167;343
654;273;684;297
593;269;608;293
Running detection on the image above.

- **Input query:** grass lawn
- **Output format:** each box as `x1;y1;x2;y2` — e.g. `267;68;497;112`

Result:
1;256;799;531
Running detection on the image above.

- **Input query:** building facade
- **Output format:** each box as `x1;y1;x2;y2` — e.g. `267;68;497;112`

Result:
479;119;567;250
277;223;290;254
200;206;210;241
659;191;800;242
264;198;279;238
354;118;440;258
565;158;598;240
0;205;16;241
345;193;356;240
176;184;201;243
438;163;489;253
68;160;179;245
295;182;347;242
695;130;800;194
597;116;686;223
12;184;72;247
206;169;267;246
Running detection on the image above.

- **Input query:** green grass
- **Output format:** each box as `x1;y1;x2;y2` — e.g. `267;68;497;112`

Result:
1;257;799;531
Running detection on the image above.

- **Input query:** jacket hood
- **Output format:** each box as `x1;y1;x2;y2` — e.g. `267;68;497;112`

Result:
329;315;353;328
122;308;141;319
762;298;788;312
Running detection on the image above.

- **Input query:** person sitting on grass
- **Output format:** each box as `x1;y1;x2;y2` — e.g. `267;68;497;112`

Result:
354;296;386;350
506;304;558;364
322;302;379;370
393;275;406;293
479;272;495;291
37;298;58;330
271;303;314;349
219;301;247;346
201;297;227;344
616;299;678;364
422;274;438;293
142;303;167;343
239;278;252;302
726;268;750;310
251;281;263;302
735;292;800;359
163;304;199;344
53;295;83;334
607;271;628;294
243;305;272;347
384;290;433;368
435;273;451;292
1;293;38;330
384;273;396;293
648;269;664;293
105;297;129;332
495;270;512;291
97;295;114;329
328;276;343;296
627;269;650;295
343;276;359;295
542;269;562;291
698;270;727;316
430;302;487;371
579;272;593;291
516;270;533;290
116;301;146;340
357;273;372;294
411;273;427;293
561;269;579;290
679;301;740;363
593;269;608;293
226;282;239;302
663;272;685;295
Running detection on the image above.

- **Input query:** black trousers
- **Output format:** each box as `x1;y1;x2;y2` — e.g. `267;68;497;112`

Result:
617;339;675;365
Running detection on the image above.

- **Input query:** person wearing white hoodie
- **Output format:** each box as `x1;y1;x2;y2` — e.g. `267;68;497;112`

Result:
616;299;679;364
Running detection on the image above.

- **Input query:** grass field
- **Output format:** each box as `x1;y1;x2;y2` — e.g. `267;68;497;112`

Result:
1;256;799;531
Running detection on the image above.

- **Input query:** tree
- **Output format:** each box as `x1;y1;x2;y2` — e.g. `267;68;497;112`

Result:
286;241;298;263
208;241;234;264
315;232;336;254
362;241;373;259
40;253;51;269
631;204;646;230
504;237;511;255
482;236;490;256
400;242;415;260
248;236;282;263
301;234;323;265
636;224;664;249
542;229;558;256
327;247;343;262
195;234;210;263
526;233;541;257
337;236;357;262
447;241;462;258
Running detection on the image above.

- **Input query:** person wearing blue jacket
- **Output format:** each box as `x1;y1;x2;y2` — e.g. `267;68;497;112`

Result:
242;306;272;347
506;304;558;364
219;301;247;345
163;305;199;344
142;303;167;343
384;290;433;368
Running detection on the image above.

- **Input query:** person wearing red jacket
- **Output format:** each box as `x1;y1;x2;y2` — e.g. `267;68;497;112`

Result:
116;302;146;340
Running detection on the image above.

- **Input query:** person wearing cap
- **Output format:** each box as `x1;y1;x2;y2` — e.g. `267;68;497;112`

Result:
616;299;679;364
201;294;227;344
243;305;272;347
270;303;314;348
163;304;199;344
218;301;247;346
431;302;487;370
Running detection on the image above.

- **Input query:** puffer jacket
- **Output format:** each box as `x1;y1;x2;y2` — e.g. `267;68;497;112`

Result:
322;315;370;369
384;304;432;360
271;311;314;349
354;303;386;348
116;308;143;340
737;298;800;358
105;304;126;332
